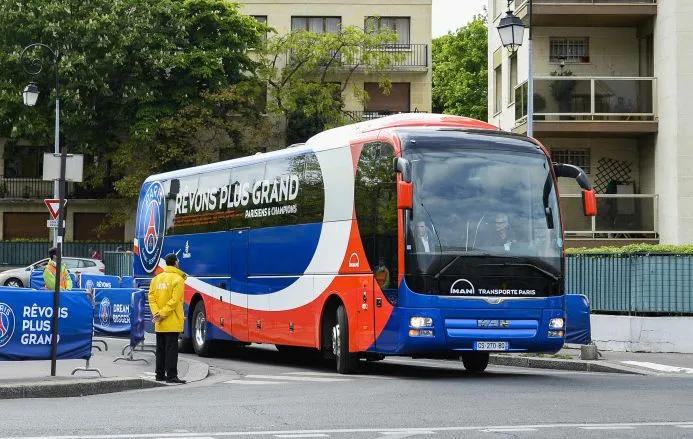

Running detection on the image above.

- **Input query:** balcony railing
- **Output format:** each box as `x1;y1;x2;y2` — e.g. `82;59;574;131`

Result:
560;193;658;238
343;110;428;122
289;44;428;70
515;0;655;6
514;76;656;124
0;178;75;199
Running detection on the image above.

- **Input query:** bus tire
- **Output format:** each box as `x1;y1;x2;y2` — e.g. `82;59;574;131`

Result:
191;301;213;357
333;304;358;374
461;352;489;373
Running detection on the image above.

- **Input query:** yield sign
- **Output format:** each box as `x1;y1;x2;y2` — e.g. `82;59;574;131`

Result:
44;199;67;220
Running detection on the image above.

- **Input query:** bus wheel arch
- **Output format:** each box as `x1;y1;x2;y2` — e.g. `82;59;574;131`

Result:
320;295;342;360
189;295;213;357
320;294;358;374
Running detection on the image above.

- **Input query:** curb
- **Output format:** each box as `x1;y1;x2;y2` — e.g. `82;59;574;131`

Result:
489;354;647;375
0;377;166;400
180;356;210;383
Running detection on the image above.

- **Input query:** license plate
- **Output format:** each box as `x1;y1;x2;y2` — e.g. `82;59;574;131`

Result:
474;341;509;351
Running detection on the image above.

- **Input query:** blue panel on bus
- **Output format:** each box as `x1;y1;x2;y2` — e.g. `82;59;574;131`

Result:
160;232;233;277
247;223;322;276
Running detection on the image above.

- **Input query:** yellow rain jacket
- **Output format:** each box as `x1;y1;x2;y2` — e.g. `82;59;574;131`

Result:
148;266;187;333
43;260;73;291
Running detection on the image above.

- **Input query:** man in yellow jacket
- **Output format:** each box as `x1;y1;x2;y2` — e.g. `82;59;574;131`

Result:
148;253;187;384
43;247;73;291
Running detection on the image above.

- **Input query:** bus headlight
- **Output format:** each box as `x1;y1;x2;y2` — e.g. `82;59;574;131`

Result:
549;318;565;329
410;317;433;328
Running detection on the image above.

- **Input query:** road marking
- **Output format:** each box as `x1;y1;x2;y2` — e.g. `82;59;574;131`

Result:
223;380;282;385
3;422;693;439
245;374;351;382
378;432;435;438
273;435;329;438
621;361;693;374
284;372;393;380
480;428;537;433
579;426;636;430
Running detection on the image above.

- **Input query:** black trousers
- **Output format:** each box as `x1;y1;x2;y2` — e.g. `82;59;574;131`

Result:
156;332;179;379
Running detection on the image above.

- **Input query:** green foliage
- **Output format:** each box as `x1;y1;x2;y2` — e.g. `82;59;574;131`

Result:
260;25;402;142
432;13;488;121
0;0;268;216
567;244;693;254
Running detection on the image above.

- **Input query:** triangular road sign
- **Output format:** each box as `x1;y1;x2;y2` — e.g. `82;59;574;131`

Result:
44;199;67;220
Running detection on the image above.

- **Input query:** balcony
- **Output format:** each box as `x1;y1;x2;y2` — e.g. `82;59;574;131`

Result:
344;110;428;122
561;193;658;243
513;0;657;27
513;76;658;137
0;177;112;200
289;44;428;72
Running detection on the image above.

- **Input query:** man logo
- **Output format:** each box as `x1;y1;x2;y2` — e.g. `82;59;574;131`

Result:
348;253;360;268
0;302;16;348
450;279;475;295
137;181;166;273
100;297;112;326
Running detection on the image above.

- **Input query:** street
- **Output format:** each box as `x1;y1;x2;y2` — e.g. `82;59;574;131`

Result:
1;344;692;439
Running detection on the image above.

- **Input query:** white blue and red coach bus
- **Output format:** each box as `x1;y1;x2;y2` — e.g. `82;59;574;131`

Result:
133;113;596;373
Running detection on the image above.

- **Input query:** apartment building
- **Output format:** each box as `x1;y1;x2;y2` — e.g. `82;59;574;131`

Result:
488;0;693;246
239;0;433;119
0;0;433;243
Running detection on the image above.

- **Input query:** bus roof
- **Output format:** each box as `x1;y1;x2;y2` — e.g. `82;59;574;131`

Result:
144;113;500;183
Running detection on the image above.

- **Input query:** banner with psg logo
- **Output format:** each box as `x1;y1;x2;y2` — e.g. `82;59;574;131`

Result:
93;289;137;337
0;287;92;361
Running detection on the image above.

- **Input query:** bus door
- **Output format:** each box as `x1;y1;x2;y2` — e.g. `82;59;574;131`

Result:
230;228;249;342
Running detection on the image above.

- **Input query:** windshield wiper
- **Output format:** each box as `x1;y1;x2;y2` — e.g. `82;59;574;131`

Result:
433;248;489;279
479;261;559;281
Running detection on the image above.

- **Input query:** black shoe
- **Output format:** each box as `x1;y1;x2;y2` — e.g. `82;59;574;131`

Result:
155;376;166;382
166;376;186;384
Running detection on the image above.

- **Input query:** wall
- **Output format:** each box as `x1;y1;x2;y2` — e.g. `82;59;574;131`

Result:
591;314;693;354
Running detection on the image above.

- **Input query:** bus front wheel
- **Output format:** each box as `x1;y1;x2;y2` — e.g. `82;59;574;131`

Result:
461;352;490;373
192;301;213;357
332;305;357;374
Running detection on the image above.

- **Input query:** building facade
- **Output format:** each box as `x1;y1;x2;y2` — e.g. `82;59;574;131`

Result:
488;0;693;246
0;0;433;244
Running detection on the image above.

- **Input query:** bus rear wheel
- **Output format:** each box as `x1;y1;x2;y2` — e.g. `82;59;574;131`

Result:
461;352;490;373
191;301;213;357
332;305;358;374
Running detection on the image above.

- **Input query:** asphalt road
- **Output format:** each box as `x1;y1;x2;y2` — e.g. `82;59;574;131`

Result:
1;344;693;439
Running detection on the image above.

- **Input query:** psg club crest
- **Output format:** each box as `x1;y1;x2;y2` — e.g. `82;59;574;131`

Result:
138;181;166;273
99;297;112;326
0;302;16;348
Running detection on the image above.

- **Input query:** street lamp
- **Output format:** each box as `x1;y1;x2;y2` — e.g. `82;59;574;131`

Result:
497;0;533;138
20;43;66;377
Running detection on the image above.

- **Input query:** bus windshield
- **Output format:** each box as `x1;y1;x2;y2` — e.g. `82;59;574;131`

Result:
402;132;564;297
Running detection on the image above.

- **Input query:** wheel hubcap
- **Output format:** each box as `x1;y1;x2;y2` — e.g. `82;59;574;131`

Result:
7;281;18;287
194;311;206;348
332;323;340;358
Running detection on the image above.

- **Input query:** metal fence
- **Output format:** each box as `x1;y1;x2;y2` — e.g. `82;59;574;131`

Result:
0;242;132;267
566;253;693;315
103;251;134;277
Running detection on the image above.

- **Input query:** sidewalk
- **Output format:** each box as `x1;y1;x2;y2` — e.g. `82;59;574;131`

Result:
490;345;693;375
0;335;209;399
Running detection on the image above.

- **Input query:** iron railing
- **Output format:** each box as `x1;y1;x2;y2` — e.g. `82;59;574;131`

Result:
0;178;75;199
103;251;134;277
343;110;428;122
0;242;132;267
566;253;693;315
289;44;428;69
514;76;656;124
560;193;658;238
516;0;656;6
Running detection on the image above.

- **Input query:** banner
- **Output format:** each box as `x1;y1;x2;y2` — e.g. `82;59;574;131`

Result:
120;276;135;288
130;291;146;349
0;288;92;361
566;294;592;345
93;288;138;337
30;269;77;290
80;273;121;290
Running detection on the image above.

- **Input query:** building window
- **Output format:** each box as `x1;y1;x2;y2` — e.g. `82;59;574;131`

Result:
550;37;590;63
3;212;48;240
3;145;47;178
364;17;410;44
509;53;518;104
551;149;591;175
291;16;341;34
251;15;268;41
364;82;410;114
494;66;502;114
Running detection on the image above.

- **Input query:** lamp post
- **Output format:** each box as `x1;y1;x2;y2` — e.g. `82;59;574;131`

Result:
20;43;65;377
497;0;533;138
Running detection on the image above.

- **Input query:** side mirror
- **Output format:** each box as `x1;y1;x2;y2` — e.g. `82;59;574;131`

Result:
398;181;413;210
393;157;411;183
582;189;597;217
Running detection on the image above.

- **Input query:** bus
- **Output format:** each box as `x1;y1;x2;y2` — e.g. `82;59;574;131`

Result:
133;113;596;374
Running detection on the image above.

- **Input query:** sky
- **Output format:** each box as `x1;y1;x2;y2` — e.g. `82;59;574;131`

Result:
432;0;487;38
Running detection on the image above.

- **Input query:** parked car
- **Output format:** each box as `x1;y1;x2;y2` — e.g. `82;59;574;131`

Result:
0;257;105;288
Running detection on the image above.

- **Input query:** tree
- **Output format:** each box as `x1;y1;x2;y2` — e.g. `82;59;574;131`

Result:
0;0;268;208
432;13;488;121
259;25;404;143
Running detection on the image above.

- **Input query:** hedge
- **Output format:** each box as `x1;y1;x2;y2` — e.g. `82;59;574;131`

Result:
566;244;693;254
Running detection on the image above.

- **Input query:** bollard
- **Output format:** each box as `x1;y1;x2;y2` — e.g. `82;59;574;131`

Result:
580;343;599;360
